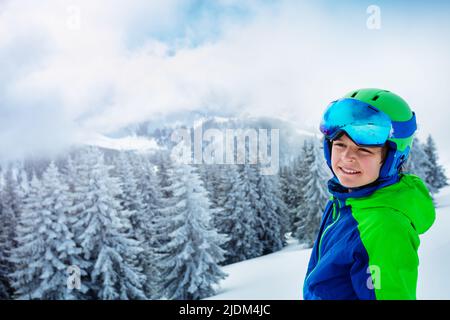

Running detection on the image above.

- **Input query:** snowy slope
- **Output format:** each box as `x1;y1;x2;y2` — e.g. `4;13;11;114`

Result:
208;186;450;300
417;185;450;299
82;132;160;153
206;239;312;300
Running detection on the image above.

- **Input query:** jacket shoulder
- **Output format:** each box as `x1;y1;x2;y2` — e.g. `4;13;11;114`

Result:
350;206;420;300
351;206;420;250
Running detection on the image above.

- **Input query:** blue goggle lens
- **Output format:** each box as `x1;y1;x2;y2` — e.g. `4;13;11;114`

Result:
319;98;393;146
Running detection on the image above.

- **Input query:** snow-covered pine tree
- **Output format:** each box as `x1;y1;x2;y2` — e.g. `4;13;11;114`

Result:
422;135;448;194
112;151;142;236
287;154;309;233
403;137;430;180
71;147;146;299
10;162;84;299
9;173;43;299
197;164;229;256
197;164;224;210
0;166;19;248
293;139;329;247
153;150;176;246
157;164;228;300
291;146;308;244
214;164;262;264
274;183;291;247
64;155;81;195
278;165;290;205
59;154;93;299
0;167;12;299
256;172;289;254
0;164;23;299
213;165;246;264
128;153;164;299
239;164;264;259
156;151;174;199
279;165;296;228
111;150;147;297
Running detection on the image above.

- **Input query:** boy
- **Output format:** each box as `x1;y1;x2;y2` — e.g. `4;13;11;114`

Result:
303;88;436;300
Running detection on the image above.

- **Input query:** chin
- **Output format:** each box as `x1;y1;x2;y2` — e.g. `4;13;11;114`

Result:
337;174;378;189
338;180;363;188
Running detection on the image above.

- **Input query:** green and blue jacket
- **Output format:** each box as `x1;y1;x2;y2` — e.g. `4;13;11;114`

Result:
303;173;436;300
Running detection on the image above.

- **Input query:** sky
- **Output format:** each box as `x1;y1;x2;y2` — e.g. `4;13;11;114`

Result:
1;0;450;168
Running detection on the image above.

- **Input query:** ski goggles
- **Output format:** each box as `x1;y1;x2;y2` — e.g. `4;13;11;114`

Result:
319;98;417;146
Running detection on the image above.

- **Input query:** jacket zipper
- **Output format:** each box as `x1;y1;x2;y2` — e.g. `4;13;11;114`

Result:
304;199;341;286
318;202;341;260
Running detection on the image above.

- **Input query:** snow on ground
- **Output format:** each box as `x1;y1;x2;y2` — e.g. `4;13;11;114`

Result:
207;239;311;300
295;128;321;139
209;186;450;300
82;132;160;153
417;185;450;299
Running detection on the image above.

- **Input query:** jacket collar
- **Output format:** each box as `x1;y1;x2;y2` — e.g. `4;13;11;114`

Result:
328;173;400;202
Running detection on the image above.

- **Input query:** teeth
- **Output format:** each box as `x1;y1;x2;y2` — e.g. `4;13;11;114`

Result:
341;167;360;174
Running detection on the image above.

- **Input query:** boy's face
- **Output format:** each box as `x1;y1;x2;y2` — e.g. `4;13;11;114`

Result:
331;133;384;188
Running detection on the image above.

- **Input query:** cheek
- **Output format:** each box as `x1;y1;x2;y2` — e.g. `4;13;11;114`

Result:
361;158;382;176
330;150;339;169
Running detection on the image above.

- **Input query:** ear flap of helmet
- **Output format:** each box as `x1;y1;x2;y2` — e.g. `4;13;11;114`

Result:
323;138;333;171
379;141;411;179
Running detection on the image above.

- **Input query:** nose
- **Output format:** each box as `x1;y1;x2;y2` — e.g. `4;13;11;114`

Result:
341;147;357;162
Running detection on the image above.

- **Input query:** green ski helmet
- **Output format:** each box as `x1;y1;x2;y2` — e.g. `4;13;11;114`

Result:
320;88;417;180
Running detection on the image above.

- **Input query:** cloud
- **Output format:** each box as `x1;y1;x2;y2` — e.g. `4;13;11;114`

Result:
1;0;450;163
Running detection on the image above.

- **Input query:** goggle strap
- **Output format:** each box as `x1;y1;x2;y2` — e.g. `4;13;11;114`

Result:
391;112;417;139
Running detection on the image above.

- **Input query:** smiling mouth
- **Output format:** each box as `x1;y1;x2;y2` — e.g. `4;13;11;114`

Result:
339;167;361;175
